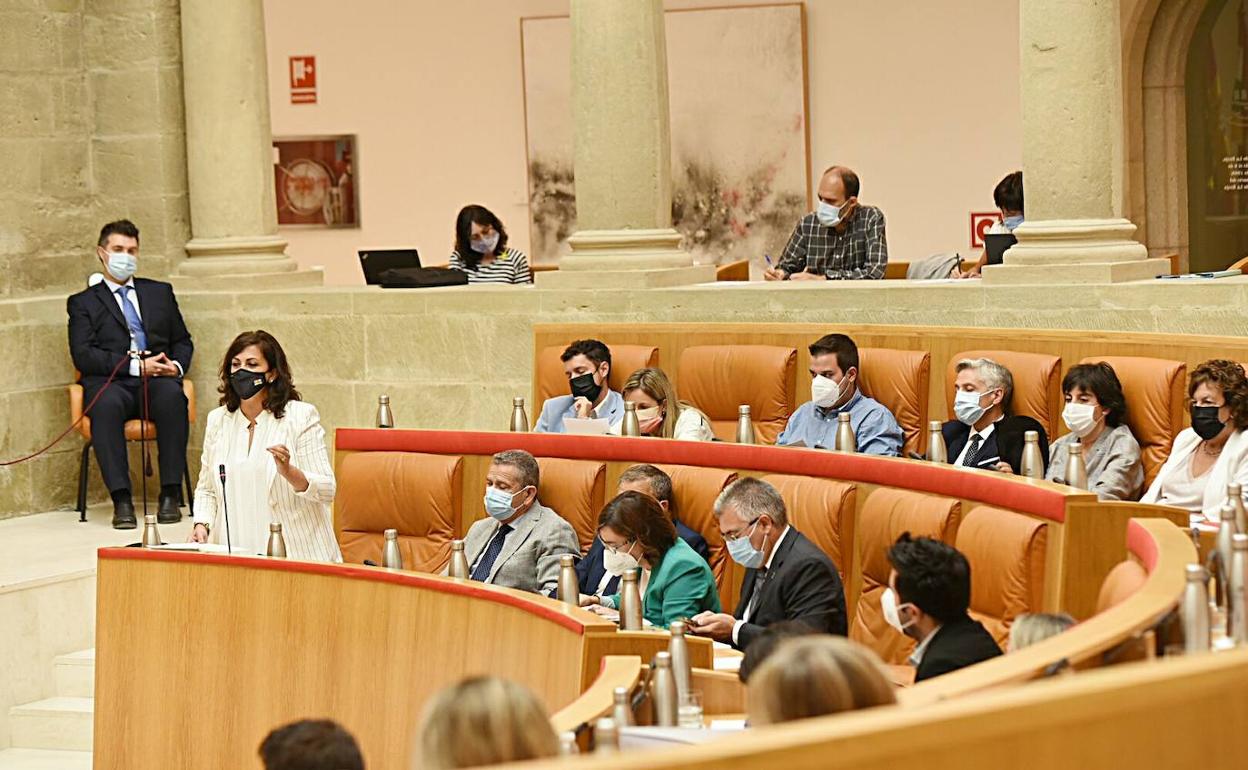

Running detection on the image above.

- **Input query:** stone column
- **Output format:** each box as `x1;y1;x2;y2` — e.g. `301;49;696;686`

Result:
983;0;1169;284
174;0;320;289
538;0;713;288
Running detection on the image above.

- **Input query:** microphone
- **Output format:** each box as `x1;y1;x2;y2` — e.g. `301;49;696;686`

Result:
218;464;233;555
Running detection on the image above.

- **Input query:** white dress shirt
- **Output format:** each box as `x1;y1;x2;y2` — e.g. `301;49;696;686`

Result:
732;525;791;645
908;626;939;666
954;421;997;466
101;275;184;379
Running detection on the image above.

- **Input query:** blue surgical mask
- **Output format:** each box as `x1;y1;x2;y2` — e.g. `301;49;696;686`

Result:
1002;214;1024;231
954;389;989;427
470;232;500;254
816;200;842;228
106;250;137;282
726;521;767;569
483;485;529;521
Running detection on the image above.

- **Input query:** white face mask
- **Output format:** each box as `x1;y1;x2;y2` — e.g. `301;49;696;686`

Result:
635;405;661;423
105;250;137;282
954;389;990;427
470;232;500;254
603;541;640;577
816;200;843;228
881;587;915;633
811;373;850;409
1062;402;1099;438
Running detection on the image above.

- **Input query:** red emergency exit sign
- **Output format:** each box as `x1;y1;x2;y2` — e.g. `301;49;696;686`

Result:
290;56;317;105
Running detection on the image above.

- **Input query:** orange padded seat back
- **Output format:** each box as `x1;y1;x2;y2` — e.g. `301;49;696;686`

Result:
654;464;738;607
536;457;606;554
1079;356;1185;488
336;452;463;572
677;345;796;445
536;344;660;406
947;350;1061;438
956;505;1048;648
1095;559;1148;615
859;348;931;457
850;488;961;665
760;474;857;579
69;371;197;442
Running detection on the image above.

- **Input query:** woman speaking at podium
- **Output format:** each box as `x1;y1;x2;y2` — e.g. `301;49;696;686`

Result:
189;330;341;562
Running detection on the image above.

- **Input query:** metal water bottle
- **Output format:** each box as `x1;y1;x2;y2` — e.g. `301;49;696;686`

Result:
266;522;287;558
448;540;470;578
1063;442;1089;490
619;569;643;631
611;686;634;727
834;412;857;452
1181;563;1212;653
1230;483;1248;534
382;528;403;570
509;397;529;432
650;652;678;727
558;731;579;756
926;420;947;462
593;717;619;754
1212;502;1239;619
141;514;161;548
1231;534;1248;646
736;405;755;445
376;394;394;429
1019;430;1044;479
621;401;641;437
668;620;692;701
557;554;579;607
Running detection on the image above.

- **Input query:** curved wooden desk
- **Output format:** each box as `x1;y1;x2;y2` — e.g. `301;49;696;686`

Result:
92;548;707;770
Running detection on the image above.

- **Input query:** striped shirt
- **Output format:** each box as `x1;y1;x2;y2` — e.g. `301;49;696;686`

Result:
448;247;532;284
777;207;888;280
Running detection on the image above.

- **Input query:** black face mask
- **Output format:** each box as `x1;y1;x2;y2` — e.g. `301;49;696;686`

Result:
1192;405;1226;441
569;372;602;402
231;368;269;401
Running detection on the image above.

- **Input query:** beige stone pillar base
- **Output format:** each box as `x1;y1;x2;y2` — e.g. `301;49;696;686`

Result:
537;229;715;288
981;218;1169;285
172;235;323;289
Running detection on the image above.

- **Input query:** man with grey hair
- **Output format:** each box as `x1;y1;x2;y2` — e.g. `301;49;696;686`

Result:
943;357;1049;474
688;477;845;649
456;449;579;595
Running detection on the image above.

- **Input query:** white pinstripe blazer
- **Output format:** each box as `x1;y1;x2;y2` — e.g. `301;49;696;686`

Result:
192;400;342;562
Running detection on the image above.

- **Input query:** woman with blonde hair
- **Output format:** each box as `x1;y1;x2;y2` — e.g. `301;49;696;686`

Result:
415;676;558;769
747;636;896;725
608;367;714;441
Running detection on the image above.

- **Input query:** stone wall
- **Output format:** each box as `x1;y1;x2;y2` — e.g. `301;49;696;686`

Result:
0;0;189;298
5;277;1248;520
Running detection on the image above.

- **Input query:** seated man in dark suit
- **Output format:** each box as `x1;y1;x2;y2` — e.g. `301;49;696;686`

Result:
67;220;193;529
574;464;709;599
942;357;1049;474
884;533;1002;681
688;477;846;649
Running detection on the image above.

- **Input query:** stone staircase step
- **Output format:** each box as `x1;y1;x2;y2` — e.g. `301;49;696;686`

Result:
8;697;93;752
52;650;94;698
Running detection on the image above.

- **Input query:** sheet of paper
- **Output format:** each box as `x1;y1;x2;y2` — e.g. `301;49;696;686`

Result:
713;655;743;672
562;417;611;435
709;719;747;731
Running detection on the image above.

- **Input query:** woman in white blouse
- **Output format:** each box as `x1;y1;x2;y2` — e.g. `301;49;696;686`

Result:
1143;360;1248;522
608;367;714;441
189;330;341;561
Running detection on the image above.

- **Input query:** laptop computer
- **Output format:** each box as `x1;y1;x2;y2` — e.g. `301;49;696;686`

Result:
983;233;1017;266
358;249;421;285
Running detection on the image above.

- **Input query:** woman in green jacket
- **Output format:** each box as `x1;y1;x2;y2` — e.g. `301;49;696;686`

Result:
582;491;721;627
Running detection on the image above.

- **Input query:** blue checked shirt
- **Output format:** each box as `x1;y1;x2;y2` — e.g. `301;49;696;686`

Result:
777;207;888;280
776;390;903;457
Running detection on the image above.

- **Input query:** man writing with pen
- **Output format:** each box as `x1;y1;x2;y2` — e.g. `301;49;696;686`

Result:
764;165;889;281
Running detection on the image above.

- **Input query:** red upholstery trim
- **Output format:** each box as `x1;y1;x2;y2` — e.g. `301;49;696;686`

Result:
1125;520;1160;573
336;429;1070;522
97;546;589;634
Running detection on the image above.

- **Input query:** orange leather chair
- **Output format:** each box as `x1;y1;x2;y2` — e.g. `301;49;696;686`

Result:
947;350;1062;439
535;344;660;407
69;373;197;520
956;505;1048;649
1095;559;1148;615
760;474;857;580
715;259;749;281
1078;356;1185;488
654;464;738;608
849;488;961;665
677;345;797;445
536;457;606;553
335;451;463;571
859;348;931;457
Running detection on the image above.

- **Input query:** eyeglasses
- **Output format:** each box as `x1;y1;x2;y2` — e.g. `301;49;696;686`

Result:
603;540;635;555
722;518;761;542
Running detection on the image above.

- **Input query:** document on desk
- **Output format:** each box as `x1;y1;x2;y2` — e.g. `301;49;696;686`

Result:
147;543;252;554
563;417;611;435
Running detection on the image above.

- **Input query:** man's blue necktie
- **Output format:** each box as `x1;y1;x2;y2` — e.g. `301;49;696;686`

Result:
470;524;512;582
116;286;148;352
